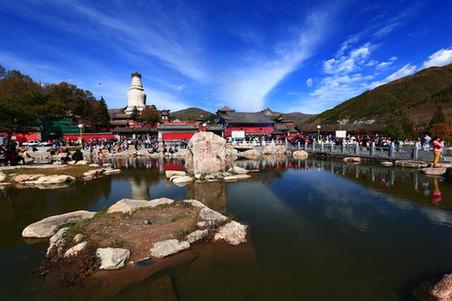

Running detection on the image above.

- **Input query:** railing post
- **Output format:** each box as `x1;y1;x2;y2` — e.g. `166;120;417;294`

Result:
330;142;334;153
285;138;288;149
304;141;308;150
389;144;395;158
320;143;324;152
413;142;419;159
354;143;359;155
312;142;316;151
370;142;375;156
341;143;345;154
297;141;300;150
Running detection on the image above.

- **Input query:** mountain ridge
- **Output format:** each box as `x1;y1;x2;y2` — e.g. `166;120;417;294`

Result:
305;64;452;126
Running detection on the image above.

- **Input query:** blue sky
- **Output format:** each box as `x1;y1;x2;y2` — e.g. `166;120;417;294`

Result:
1;0;451;114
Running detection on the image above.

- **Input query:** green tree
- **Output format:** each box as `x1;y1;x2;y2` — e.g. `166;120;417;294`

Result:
140;107;160;123
130;106;139;121
429;106;446;129
383;113;416;140
0;64;5;79
0;96;36;144
91;97;110;125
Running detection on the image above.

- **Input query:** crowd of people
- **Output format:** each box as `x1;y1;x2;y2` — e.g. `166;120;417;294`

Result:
0;132;447;167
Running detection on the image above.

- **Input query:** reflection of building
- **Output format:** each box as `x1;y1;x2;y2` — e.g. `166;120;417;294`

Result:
125;72;147;115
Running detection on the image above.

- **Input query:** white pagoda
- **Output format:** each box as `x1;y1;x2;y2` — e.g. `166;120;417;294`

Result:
125;72;147;115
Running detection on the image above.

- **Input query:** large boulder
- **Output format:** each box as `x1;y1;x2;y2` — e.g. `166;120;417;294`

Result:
96;247;130;270
293;150;308;159
150;239;190;258
22;210;96;238
185;132;226;175
34;175;75;185
214;221;247;245
107;198;174;214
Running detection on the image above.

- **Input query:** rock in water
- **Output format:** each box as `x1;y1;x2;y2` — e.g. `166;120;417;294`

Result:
22;210;96;238
96;247;130;270
165;170;186;178
185;132;226;175
293;150;308;159
150;239;190;258
214;221;247;245
107;198;174;214
430;273;452;300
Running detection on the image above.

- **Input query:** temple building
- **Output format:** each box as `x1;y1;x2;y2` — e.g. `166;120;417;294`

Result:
125;72;147;115
211;107;297;138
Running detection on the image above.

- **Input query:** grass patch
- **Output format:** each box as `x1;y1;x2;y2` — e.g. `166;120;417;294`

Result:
110;239;124;248
175;225;197;240
62;220;90;242
170;214;188;223
94;208;108;218
104;221;119;227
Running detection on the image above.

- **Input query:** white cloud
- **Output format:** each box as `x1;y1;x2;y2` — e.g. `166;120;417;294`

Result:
370;64;417;88
221;10;330;111
323;43;371;75
306;78;313;87
41;0;206;82
376;56;397;69
423;49;452;68
145;89;190;111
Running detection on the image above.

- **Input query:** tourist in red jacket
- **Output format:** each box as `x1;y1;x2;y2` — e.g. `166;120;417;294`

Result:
432;137;444;167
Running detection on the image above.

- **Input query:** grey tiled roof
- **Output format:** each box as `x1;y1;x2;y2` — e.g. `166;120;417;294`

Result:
221;112;276;124
158;124;199;130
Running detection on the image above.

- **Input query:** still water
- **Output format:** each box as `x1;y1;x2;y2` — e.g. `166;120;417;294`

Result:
1;158;451;300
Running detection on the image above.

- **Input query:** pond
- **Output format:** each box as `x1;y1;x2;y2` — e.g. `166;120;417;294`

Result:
1;158;451;300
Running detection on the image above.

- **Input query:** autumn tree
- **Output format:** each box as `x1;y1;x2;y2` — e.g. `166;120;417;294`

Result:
140;107;160;124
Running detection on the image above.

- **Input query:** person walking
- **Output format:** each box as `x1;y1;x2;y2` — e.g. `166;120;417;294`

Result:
432;137;444;167
423;134;431;151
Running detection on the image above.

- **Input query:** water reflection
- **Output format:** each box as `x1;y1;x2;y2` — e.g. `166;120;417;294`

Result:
1;157;451;300
186;181;227;213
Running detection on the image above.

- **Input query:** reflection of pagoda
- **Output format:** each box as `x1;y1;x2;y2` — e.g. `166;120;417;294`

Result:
129;178;150;200
125;72;147;115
